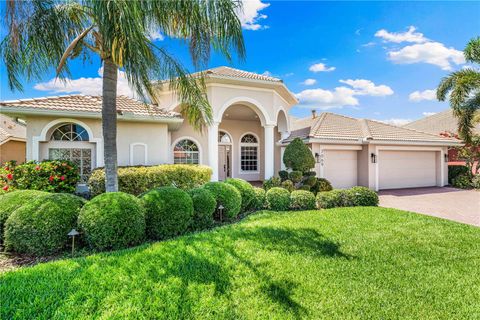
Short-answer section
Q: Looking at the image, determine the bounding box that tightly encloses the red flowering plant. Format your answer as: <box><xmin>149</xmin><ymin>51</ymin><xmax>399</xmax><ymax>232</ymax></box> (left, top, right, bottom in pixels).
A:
<box><xmin>0</xmin><ymin>160</ymin><xmax>80</xmax><ymax>193</ymax></box>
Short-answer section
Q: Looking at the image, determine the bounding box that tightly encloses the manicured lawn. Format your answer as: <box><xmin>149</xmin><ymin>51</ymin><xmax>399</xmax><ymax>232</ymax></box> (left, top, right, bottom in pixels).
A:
<box><xmin>1</xmin><ymin>207</ymin><xmax>479</xmax><ymax>319</ymax></box>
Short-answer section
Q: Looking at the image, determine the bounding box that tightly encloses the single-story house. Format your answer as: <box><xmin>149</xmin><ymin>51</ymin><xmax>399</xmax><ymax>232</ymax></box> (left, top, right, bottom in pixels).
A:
<box><xmin>0</xmin><ymin>114</ymin><xmax>26</xmax><ymax>165</ymax></box>
<box><xmin>0</xmin><ymin>66</ymin><xmax>460</xmax><ymax>190</ymax></box>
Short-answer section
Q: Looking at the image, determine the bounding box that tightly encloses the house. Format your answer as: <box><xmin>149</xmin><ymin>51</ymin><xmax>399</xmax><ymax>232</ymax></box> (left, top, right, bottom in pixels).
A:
<box><xmin>0</xmin><ymin>66</ymin><xmax>460</xmax><ymax>190</ymax></box>
<box><xmin>0</xmin><ymin>114</ymin><xmax>26</xmax><ymax>165</ymax></box>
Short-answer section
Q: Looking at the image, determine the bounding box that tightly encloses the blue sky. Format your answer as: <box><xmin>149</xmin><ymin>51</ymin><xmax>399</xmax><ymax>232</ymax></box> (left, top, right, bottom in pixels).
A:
<box><xmin>1</xmin><ymin>1</ymin><xmax>479</xmax><ymax>125</ymax></box>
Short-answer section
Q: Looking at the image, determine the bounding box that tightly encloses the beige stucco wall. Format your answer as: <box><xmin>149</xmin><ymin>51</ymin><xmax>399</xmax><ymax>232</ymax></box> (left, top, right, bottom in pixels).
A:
<box><xmin>0</xmin><ymin>140</ymin><xmax>26</xmax><ymax>165</ymax></box>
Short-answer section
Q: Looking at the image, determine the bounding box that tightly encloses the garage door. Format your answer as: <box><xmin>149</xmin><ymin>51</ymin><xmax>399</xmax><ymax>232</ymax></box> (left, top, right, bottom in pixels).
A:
<box><xmin>324</xmin><ymin>150</ymin><xmax>358</xmax><ymax>189</ymax></box>
<box><xmin>379</xmin><ymin>151</ymin><xmax>437</xmax><ymax>190</ymax></box>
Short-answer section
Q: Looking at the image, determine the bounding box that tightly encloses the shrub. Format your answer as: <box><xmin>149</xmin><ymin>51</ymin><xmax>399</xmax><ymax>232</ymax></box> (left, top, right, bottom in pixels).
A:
<box><xmin>283</xmin><ymin>138</ymin><xmax>315</xmax><ymax>173</ymax></box>
<box><xmin>0</xmin><ymin>190</ymin><xmax>49</xmax><ymax>243</ymax></box>
<box><xmin>266</xmin><ymin>187</ymin><xmax>291</xmax><ymax>211</ymax></box>
<box><xmin>188</xmin><ymin>188</ymin><xmax>216</xmax><ymax>230</ymax></box>
<box><xmin>289</xmin><ymin>171</ymin><xmax>303</xmax><ymax>183</ymax></box>
<box><xmin>303</xmin><ymin>176</ymin><xmax>317</xmax><ymax>187</ymax></box>
<box><xmin>141</xmin><ymin>187</ymin><xmax>193</xmax><ymax>239</ymax></box>
<box><xmin>281</xmin><ymin>180</ymin><xmax>294</xmax><ymax>192</ymax></box>
<box><xmin>203</xmin><ymin>182</ymin><xmax>242</xmax><ymax>220</ymax></box>
<box><xmin>471</xmin><ymin>175</ymin><xmax>480</xmax><ymax>189</ymax></box>
<box><xmin>224</xmin><ymin>178</ymin><xmax>255</xmax><ymax>212</ymax></box>
<box><xmin>311</xmin><ymin>178</ymin><xmax>333</xmax><ymax>194</ymax></box>
<box><xmin>78</xmin><ymin>192</ymin><xmax>145</xmax><ymax>250</ymax></box>
<box><xmin>290</xmin><ymin>190</ymin><xmax>316</xmax><ymax>210</ymax></box>
<box><xmin>347</xmin><ymin>186</ymin><xmax>379</xmax><ymax>206</ymax></box>
<box><xmin>304</xmin><ymin>171</ymin><xmax>316</xmax><ymax>177</ymax></box>
<box><xmin>448</xmin><ymin>165</ymin><xmax>470</xmax><ymax>184</ymax></box>
<box><xmin>316</xmin><ymin>190</ymin><xmax>346</xmax><ymax>209</ymax></box>
<box><xmin>4</xmin><ymin>193</ymin><xmax>86</xmax><ymax>255</ymax></box>
<box><xmin>250</xmin><ymin>187</ymin><xmax>266</xmax><ymax>211</ymax></box>
<box><xmin>452</xmin><ymin>174</ymin><xmax>472</xmax><ymax>189</ymax></box>
<box><xmin>0</xmin><ymin>160</ymin><xmax>79</xmax><ymax>193</ymax></box>
<box><xmin>263</xmin><ymin>176</ymin><xmax>281</xmax><ymax>191</ymax></box>
<box><xmin>298</xmin><ymin>185</ymin><xmax>311</xmax><ymax>191</ymax></box>
<box><xmin>88</xmin><ymin>164</ymin><xmax>212</xmax><ymax>196</ymax></box>
<box><xmin>278</xmin><ymin>170</ymin><xmax>289</xmax><ymax>181</ymax></box>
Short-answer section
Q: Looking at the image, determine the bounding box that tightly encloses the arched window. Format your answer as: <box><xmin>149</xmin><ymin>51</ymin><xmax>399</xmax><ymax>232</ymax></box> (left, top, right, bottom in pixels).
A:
<box><xmin>51</xmin><ymin>123</ymin><xmax>89</xmax><ymax>141</ymax></box>
<box><xmin>218</xmin><ymin>131</ymin><xmax>232</xmax><ymax>144</ymax></box>
<box><xmin>174</xmin><ymin>139</ymin><xmax>199</xmax><ymax>164</ymax></box>
<box><xmin>240</xmin><ymin>133</ymin><xmax>259</xmax><ymax>172</ymax></box>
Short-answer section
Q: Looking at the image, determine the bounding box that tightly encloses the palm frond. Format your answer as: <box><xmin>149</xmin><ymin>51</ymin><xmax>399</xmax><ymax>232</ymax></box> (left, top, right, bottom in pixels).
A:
<box><xmin>464</xmin><ymin>37</ymin><xmax>480</xmax><ymax>64</ymax></box>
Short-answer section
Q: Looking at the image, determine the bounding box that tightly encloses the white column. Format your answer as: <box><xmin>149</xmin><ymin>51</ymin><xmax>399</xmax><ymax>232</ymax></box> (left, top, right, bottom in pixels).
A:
<box><xmin>264</xmin><ymin>125</ymin><xmax>275</xmax><ymax>179</ymax></box>
<box><xmin>208</xmin><ymin>122</ymin><xmax>219</xmax><ymax>181</ymax></box>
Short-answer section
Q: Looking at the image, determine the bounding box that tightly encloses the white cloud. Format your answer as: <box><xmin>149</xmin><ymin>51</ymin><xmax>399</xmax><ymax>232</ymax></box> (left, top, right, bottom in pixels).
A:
<box><xmin>148</xmin><ymin>30</ymin><xmax>165</xmax><ymax>41</ymax></box>
<box><xmin>380</xmin><ymin>118</ymin><xmax>412</xmax><ymax>126</ymax></box>
<box><xmin>237</xmin><ymin>0</ymin><xmax>270</xmax><ymax>30</ymax></box>
<box><xmin>302</xmin><ymin>78</ymin><xmax>317</xmax><ymax>85</ymax></box>
<box><xmin>375</xmin><ymin>26</ymin><xmax>428</xmax><ymax>43</ymax></box>
<box><xmin>362</xmin><ymin>42</ymin><xmax>376</xmax><ymax>47</ymax></box>
<box><xmin>262</xmin><ymin>70</ymin><xmax>272</xmax><ymax>76</ymax></box>
<box><xmin>409</xmin><ymin>89</ymin><xmax>437</xmax><ymax>102</ymax></box>
<box><xmin>339</xmin><ymin>79</ymin><xmax>393</xmax><ymax>96</ymax></box>
<box><xmin>422</xmin><ymin>112</ymin><xmax>437</xmax><ymax>117</ymax></box>
<box><xmin>388</xmin><ymin>41</ymin><xmax>465</xmax><ymax>70</ymax></box>
<box><xmin>34</xmin><ymin>67</ymin><xmax>135</xmax><ymax>98</ymax></box>
<box><xmin>309</xmin><ymin>63</ymin><xmax>336</xmax><ymax>73</ymax></box>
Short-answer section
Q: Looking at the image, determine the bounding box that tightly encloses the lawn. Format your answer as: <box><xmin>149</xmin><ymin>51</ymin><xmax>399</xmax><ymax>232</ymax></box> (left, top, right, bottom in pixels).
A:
<box><xmin>1</xmin><ymin>207</ymin><xmax>479</xmax><ymax>319</ymax></box>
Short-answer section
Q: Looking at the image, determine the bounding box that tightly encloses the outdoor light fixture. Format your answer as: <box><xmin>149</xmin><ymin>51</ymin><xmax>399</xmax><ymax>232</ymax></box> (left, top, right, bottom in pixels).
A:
<box><xmin>370</xmin><ymin>153</ymin><xmax>377</xmax><ymax>163</ymax></box>
<box><xmin>68</xmin><ymin>228</ymin><xmax>80</xmax><ymax>256</ymax></box>
<box><xmin>217</xmin><ymin>205</ymin><xmax>225</xmax><ymax>222</ymax></box>
<box><xmin>315</xmin><ymin>152</ymin><xmax>320</xmax><ymax>163</ymax></box>
<box><xmin>444</xmin><ymin>153</ymin><xmax>449</xmax><ymax>163</ymax></box>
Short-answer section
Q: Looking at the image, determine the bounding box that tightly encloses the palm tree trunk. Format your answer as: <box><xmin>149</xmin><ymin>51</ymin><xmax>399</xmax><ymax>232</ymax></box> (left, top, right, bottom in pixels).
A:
<box><xmin>102</xmin><ymin>58</ymin><xmax>118</xmax><ymax>192</ymax></box>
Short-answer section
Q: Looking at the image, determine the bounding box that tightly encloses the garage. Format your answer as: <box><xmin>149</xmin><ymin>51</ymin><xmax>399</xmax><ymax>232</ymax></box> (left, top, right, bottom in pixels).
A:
<box><xmin>378</xmin><ymin>150</ymin><xmax>438</xmax><ymax>190</ymax></box>
<box><xmin>323</xmin><ymin>150</ymin><xmax>358</xmax><ymax>189</ymax></box>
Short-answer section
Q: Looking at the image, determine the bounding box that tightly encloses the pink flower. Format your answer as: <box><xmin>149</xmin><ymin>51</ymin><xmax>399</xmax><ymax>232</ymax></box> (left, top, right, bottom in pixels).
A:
<box><xmin>49</xmin><ymin>176</ymin><xmax>54</xmax><ymax>182</ymax></box>
<box><xmin>60</xmin><ymin>175</ymin><xmax>66</xmax><ymax>181</ymax></box>
<box><xmin>2</xmin><ymin>185</ymin><xmax>9</xmax><ymax>191</ymax></box>
<box><xmin>6</xmin><ymin>173</ymin><xmax>13</xmax><ymax>180</ymax></box>
<box><xmin>35</xmin><ymin>166</ymin><xmax>40</xmax><ymax>171</ymax></box>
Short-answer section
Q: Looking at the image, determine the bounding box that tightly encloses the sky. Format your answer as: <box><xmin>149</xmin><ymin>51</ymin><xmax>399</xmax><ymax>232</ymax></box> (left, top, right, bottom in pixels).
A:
<box><xmin>1</xmin><ymin>1</ymin><xmax>479</xmax><ymax>125</ymax></box>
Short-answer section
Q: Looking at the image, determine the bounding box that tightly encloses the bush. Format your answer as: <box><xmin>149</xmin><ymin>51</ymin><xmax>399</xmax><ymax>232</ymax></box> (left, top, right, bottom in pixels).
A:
<box><xmin>0</xmin><ymin>190</ymin><xmax>49</xmax><ymax>243</ymax></box>
<box><xmin>304</xmin><ymin>171</ymin><xmax>316</xmax><ymax>177</ymax></box>
<box><xmin>283</xmin><ymin>138</ymin><xmax>315</xmax><ymax>173</ymax></box>
<box><xmin>290</xmin><ymin>190</ymin><xmax>316</xmax><ymax>210</ymax></box>
<box><xmin>141</xmin><ymin>187</ymin><xmax>193</xmax><ymax>239</ymax></box>
<box><xmin>298</xmin><ymin>185</ymin><xmax>311</xmax><ymax>191</ymax></box>
<box><xmin>452</xmin><ymin>174</ymin><xmax>472</xmax><ymax>189</ymax></box>
<box><xmin>4</xmin><ymin>193</ymin><xmax>86</xmax><ymax>255</ymax></box>
<box><xmin>266</xmin><ymin>187</ymin><xmax>291</xmax><ymax>211</ymax></box>
<box><xmin>311</xmin><ymin>178</ymin><xmax>333</xmax><ymax>194</ymax></box>
<box><xmin>316</xmin><ymin>190</ymin><xmax>348</xmax><ymax>209</ymax></box>
<box><xmin>347</xmin><ymin>186</ymin><xmax>379</xmax><ymax>206</ymax></box>
<box><xmin>448</xmin><ymin>165</ymin><xmax>470</xmax><ymax>184</ymax></box>
<box><xmin>0</xmin><ymin>160</ymin><xmax>79</xmax><ymax>193</ymax></box>
<box><xmin>471</xmin><ymin>175</ymin><xmax>480</xmax><ymax>189</ymax></box>
<box><xmin>281</xmin><ymin>180</ymin><xmax>294</xmax><ymax>192</ymax></box>
<box><xmin>78</xmin><ymin>192</ymin><xmax>145</xmax><ymax>250</ymax></box>
<box><xmin>263</xmin><ymin>176</ymin><xmax>281</xmax><ymax>191</ymax></box>
<box><xmin>278</xmin><ymin>170</ymin><xmax>289</xmax><ymax>181</ymax></box>
<box><xmin>88</xmin><ymin>164</ymin><xmax>212</xmax><ymax>196</ymax></box>
<box><xmin>224</xmin><ymin>178</ymin><xmax>255</xmax><ymax>212</ymax></box>
<box><xmin>303</xmin><ymin>176</ymin><xmax>317</xmax><ymax>187</ymax></box>
<box><xmin>250</xmin><ymin>187</ymin><xmax>266</xmax><ymax>211</ymax></box>
<box><xmin>188</xmin><ymin>188</ymin><xmax>216</xmax><ymax>230</ymax></box>
<box><xmin>203</xmin><ymin>182</ymin><xmax>242</xmax><ymax>220</ymax></box>
<box><xmin>289</xmin><ymin>171</ymin><xmax>303</xmax><ymax>183</ymax></box>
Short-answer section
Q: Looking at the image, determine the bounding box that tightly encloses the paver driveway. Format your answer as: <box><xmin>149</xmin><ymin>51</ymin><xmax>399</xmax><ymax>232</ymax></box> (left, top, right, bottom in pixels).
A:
<box><xmin>379</xmin><ymin>187</ymin><xmax>480</xmax><ymax>226</ymax></box>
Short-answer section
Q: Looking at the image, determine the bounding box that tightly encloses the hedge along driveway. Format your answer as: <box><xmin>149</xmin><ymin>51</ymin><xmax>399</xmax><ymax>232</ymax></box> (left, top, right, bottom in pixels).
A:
<box><xmin>2</xmin><ymin>207</ymin><xmax>480</xmax><ymax>319</ymax></box>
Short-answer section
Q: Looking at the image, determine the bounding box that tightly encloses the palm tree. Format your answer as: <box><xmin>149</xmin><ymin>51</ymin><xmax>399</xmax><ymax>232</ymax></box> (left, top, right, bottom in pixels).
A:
<box><xmin>1</xmin><ymin>0</ymin><xmax>245</xmax><ymax>192</ymax></box>
<box><xmin>437</xmin><ymin>37</ymin><xmax>480</xmax><ymax>142</ymax></box>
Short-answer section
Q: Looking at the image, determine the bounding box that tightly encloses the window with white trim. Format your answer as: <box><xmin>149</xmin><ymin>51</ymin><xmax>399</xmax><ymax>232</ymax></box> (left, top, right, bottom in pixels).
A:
<box><xmin>51</xmin><ymin>123</ymin><xmax>89</xmax><ymax>141</ymax></box>
<box><xmin>218</xmin><ymin>131</ymin><xmax>232</xmax><ymax>144</ymax></box>
<box><xmin>174</xmin><ymin>139</ymin><xmax>199</xmax><ymax>164</ymax></box>
<box><xmin>240</xmin><ymin>134</ymin><xmax>258</xmax><ymax>172</ymax></box>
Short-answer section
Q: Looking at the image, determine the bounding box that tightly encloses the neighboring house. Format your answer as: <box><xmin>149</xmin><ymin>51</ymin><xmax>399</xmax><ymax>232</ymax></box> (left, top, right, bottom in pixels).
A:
<box><xmin>0</xmin><ymin>66</ymin><xmax>460</xmax><ymax>190</ymax></box>
<box><xmin>0</xmin><ymin>114</ymin><xmax>26</xmax><ymax>165</ymax></box>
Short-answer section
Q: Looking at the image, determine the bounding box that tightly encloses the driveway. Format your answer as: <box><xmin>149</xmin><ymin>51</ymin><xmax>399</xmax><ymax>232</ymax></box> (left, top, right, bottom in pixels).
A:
<box><xmin>379</xmin><ymin>187</ymin><xmax>480</xmax><ymax>226</ymax></box>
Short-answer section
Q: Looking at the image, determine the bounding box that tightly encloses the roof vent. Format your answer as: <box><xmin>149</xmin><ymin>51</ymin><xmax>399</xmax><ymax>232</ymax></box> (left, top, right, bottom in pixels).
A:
<box><xmin>311</xmin><ymin>109</ymin><xmax>317</xmax><ymax>119</ymax></box>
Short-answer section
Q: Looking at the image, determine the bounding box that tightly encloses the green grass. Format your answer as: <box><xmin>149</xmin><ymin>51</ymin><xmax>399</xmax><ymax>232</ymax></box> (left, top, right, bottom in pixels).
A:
<box><xmin>1</xmin><ymin>207</ymin><xmax>479</xmax><ymax>319</ymax></box>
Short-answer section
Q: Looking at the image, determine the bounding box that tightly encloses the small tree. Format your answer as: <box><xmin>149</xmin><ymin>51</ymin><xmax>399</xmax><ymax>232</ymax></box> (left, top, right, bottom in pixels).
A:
<box><xmin>283</xmin><ymin>138</ymin><xmax>315</xmax><ymax>173</ymax></box>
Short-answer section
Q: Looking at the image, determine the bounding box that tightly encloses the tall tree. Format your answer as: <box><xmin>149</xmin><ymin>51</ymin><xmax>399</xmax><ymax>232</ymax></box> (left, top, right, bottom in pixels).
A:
<box><xmin>437</xmin><ymin>37</ymin><xmax>480</xmax><ymax>142</ymax></box>
<box><xmin>1</xmin><ymin>0</ymin><xmax>245</xmax><ymax>191</ymax></box>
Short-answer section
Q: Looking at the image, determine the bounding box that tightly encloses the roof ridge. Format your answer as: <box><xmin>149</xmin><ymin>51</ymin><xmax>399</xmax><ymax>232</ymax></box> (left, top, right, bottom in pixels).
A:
<box><xmin>404</xmin><ymin>109</ymin><xmax>451</xmax><ymax>126</ymax></box>
<box><xmin>359</xmin><ymin>118</ymin><xmax>372</xmax><ymax>140</ymax></box>
<box><xmin>366</xmin><ymin>118</ymin><xmax>458</xmax><ymax>141</ymax></box>
<box><xmin>310</xmin><ymin>112</ymin><xmax>328</xmax><ymax>136</ymax></box>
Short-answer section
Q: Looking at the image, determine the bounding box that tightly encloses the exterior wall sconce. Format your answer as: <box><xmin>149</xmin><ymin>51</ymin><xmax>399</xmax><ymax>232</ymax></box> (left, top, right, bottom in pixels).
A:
<box><xmin>370</xmin><ymin>153</ymin><xmax>377</xmax><ymax>163</ymax></box>
<box><xmin>315</xmin><ymin>152</ymin><xmax>320</xmax><ymax>163</ymax></box>
<box><xmin>444</xmin><ymin>153</ymin><xmax>449</xmax><ymax>162</ymax></box>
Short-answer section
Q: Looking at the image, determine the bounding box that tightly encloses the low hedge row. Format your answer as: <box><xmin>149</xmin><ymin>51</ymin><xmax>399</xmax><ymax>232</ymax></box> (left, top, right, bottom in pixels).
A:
<box><xmin>317</xmin><ymin>186</ymin><xmax>379</xmax><ymax>209</ymax></box>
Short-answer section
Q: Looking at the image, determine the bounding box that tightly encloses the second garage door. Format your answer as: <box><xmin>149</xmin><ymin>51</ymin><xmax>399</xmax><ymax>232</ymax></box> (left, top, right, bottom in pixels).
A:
<box><xmin>378</xmin><ymin>150</ymin><xmax>437</xmax><ymax>190</ymax></box>
<box><xmin>324</xmin><ymin>150</ymin><xmax>358</xmax><ymax>189</ymax></box>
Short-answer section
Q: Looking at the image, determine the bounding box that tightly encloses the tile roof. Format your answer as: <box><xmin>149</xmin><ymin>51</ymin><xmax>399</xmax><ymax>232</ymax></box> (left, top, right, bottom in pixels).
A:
<box><xmin>0</xmin><ymin>95</ymin><xmax>181</xmax><ymax>119</ymax></box>
<box><xmin>201</xmin><ymin>66</ymin><xmax>282</xmax><ymax>83</ymax></box>
<box><xmin>0</xmin><ymin>114</ymin><xmax>26</xmax><ymax>144</ymax></box>
<box><xmin>404</xmin><ymin>109</ymin><xmax>480</xmax><ymax>135</ymax></box>
<box><xmin>285</xmin><ymin>112</ymin><xmax>460</xmax><ymax>144</ymax></box>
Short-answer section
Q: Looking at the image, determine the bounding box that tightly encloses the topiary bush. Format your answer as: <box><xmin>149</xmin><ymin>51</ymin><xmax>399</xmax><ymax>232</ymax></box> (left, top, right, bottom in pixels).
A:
<box><xmin>311</xmin><ymin>178</ymin><xmax>333</xmax><ymax>194</ymax></box>
<box><xmin>141</xmin><ymin>187</ymin><xmax>194</xmax><ymax>239</ymax></box>
<box><xmin>4</xmin><ymin>193</ymin><xmax>86</xmax><ymax>255</ymax></box>
<box><xmin>78</xmin><ymin>192</ymin><xmax>146</xmax><ymax>251</ymax></box>
<box><xmin>347</xmin><ymin>186</ymin><xmax>379</xmax><ymax>206</ymax></box>
<box><xmin>281</xmin><ymin>180</ymin><xmax>294</xmax><ymax>192</ymax></box>
<box><xmin>266</xmin><ymin>187</ymin><xmax>291</xmax><ymax>211</ymax></box>
<box><xmin>303</xmin><ymin>176</ymin><xmax>317</xmax><ymax>188</ymax></box>
<box><xmin>298</xmin><ymin>185</ymin><xmax>311</xmax><ymax>191</ymax></box>
<box><xmin>250</xmin><ymin>187</ymin><xmax>266</xmax><ymax>211</ymax></box>
<box><xmin>316</xmin><ymin>190</ymin><xmax>345</xmax><ymax>209</ymax></box>
<box><xmin>289</xmin><ymin>171</ymin><xmax>303</xmax><ymax>183</ymax></box>
<box><xmin>263</xmin><ymin>176</ymin><xmax>281</xmax><ymax>191</ymax></box>
<box><xmin>203</xmin><ymin>182</ymin><xmax>242</xmax><ymax>220</ymax></box>
<box><xmin>290</xmin><ymin>190</ymin><xmax>316</xmax><ymax>210</ymax></box>
<box><xmin>188</xmin><ymin>188</ymin><xmax>216</xmax><ymax>230</ymax></box>
<box><xmin>448</xmin><ymin>165</ymin><xmax>470</xmax><ymax>184</ymax></box>
<box><xmin>0</xmin><ymin>190</ymin><xmax>49</xmax><ymax>243</ymax></box>
<box><xmin>283</xmin><ymin>138</ymin><xmax>315</xmax><ymax>173</ymax></box>
<box><xmin>471</xmin><ymin>175</ymin><xmax>480</xmax><ymax>189</ymax></box>
<box><xmin>88</xmin><ymin>164</ymin><xmax>212</xmax><ymax>196</ymax></box>
<box><xmin>452</xmin><ymin>174</ymin><xmax>473</xmax><ymax>189</ymax></box>
<box><xmin>278</xmin><ymin>170</ymin><xmax>289</xmax><ymax>181</ymax></box>
<box><xmin>224</xmin><ymin>178</ymin><xmax>255</xmax><ymax>212</ymax></box>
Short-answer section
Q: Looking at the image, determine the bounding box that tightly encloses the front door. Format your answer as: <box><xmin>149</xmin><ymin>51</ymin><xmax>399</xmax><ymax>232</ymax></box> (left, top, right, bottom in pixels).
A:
<box><xmin>218</xmin><ymin>145</ymin><xmax>231</xmax><ymax>181</ymax></box>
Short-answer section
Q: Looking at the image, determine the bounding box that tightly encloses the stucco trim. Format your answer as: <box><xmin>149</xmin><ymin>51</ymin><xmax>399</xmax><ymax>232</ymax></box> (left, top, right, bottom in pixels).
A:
<box><xmin>238</xmin><ymin>131</ymin><xmax>261</xmax><ymax>175</ymax></box>
<box><xmin>215</xmin><ymin>96</ymin><xmax>273</xmax><ymax>126</ymax></box>
<box><xmin>129</xmin><ymin>143</ymin><xmax>148</xmax><ymax>165</ymax></box>
<box><xmin>170</xmin><ymin>136</ymin><xmax>204</xmax><ymax>165</ymax></box>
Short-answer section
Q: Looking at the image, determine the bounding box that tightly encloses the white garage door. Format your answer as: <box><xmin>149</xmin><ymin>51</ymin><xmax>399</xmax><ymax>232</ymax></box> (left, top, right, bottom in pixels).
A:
<box><xmin>379</xmin><ymin>151</ymin><xmax>437</xmax><ymax>190</ymax></box>
<box><xmin>324</xmin><ymin>150</ymin><xmax>358</xmax><ymax>189</ymax></box>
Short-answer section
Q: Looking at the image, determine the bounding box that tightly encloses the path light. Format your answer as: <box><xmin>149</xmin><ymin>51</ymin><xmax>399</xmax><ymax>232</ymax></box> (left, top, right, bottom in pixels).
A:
<box><xmin>68</xmin><ymin>229</ymin><xmax>80</xmax><ymax>256</ymax></box>
<box><xmin>217</xmin><ymin>205</ymin><xmax>224</xmax><ymax>222</ymax></box>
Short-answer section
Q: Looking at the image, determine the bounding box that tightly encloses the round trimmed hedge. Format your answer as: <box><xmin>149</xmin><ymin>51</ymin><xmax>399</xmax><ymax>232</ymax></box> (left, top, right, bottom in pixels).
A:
<box><xmin>203</xmin><ymin>182</ymin><xmax>241</xmax><ymax>220</ymax></box>
<box><xmin>348</xmin><ymin>186</ymin><xmax>379</xmax><ymax>206</ymax></box>
<box><xmin>224</xmin><ymin>178</ymin><xmax>255</xmax><ymax>212</ymax></box>
<box><xmin>4</xmin><ymin>193</ymin><xmax>86</xmax><ymax>255</ymax></box>
<box><xmin>290</xmin><ymin>190</ymin><xmax>316</xmax><ymax>210</ymax></box>
<box><xmin>0</xmin><ymin>190</ymin><xmax>49</xmax><ymax>243</ymax></box>
<box><xmin>141</xmin><ymin>187</ymin><xmax>193</xmax><ymax>239</ymax></box>
<box><xmin>311</xmin><ymin>178</ymin><xmax>333</xmax><ymax>194</ymax></box>
<box><xmin>281</xmin><ymin>180</ymin><xmax>294</xmax><ymax>192</ymax></box>
<box><xmin>78</xmin><ymin>192</ymin><xmax>146</xmax><ymax>251</ymax></box>
<box><xmin>316</xmin><ymin>190</ymin><xmax>345</xmax><ymax>209</ymax></box>
<box><xmin>250</xmin><ymin>187</ymin><xmax>266</xmax><ymax>211</ymax></box>
<box><xmin>188</xmin><ymin>188</ymin><xmax>216</xmax><ymax>230</ymax></box>
<box><xmin>266</xmin><ymin>187</ymin><xmax>291</xmax><ymax>211</ymax></box>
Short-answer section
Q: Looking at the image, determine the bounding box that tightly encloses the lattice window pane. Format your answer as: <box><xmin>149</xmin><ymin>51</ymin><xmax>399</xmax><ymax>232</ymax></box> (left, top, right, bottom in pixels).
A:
<box><xmin>241</xmin><ymin>134</ymin><xmax>257</xmax><ymax>144</ymax></box>
<box><xmin>51</xmin><ymin>123</ymin><xmax>89</xmax><ymax>141</ymax></box>
<box><xmin>174</xmin><ymin>139</ymin><xmax>199</xmax><ymax>164</ymax></box>
<box><xmin>241</xmin><ymin>146</ymin><xmax>258</xmax><ymax>171</ymax></box>
<box><xmin>48</xmin><ymin>148</ymin><xmax>92</xmax><ymax>182</ymax></box>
